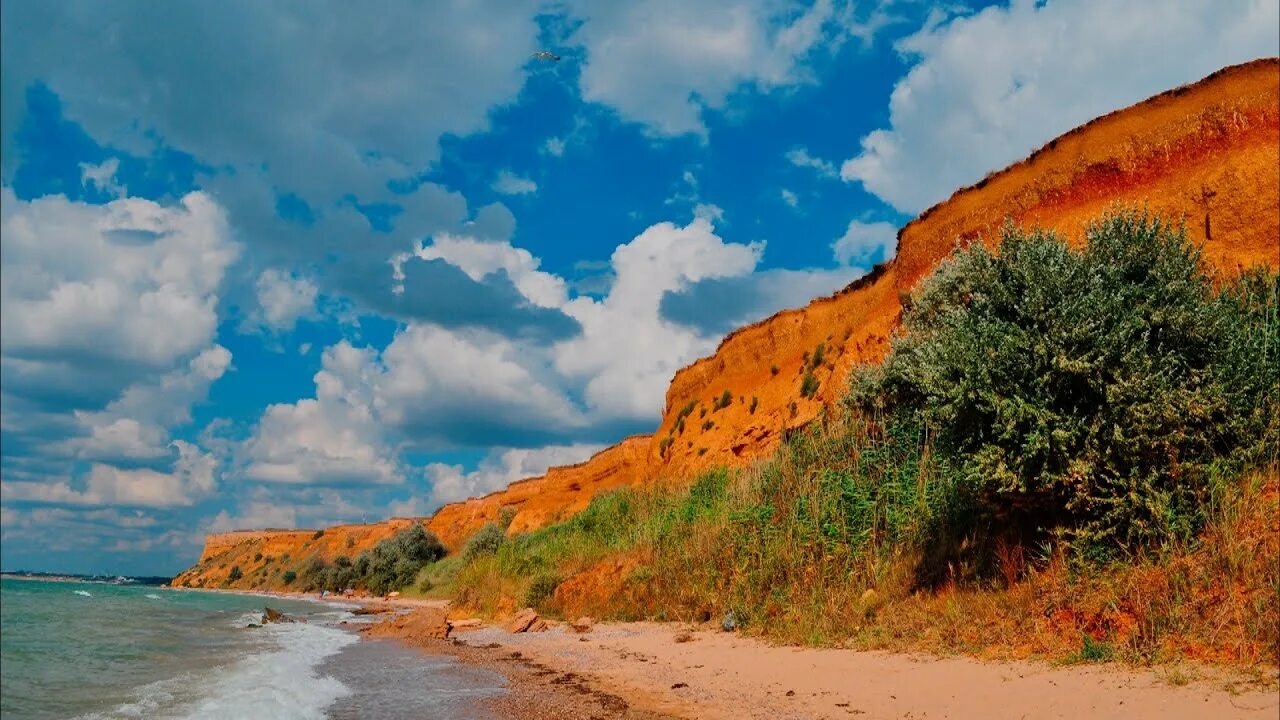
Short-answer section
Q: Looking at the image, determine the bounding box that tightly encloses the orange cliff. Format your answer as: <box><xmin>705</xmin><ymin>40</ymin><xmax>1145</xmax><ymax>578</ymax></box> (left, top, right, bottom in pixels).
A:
<box><xmin>178</xmin><ymin>59</ymin><xmax>1279</xmax><ymax>590</ymax></box>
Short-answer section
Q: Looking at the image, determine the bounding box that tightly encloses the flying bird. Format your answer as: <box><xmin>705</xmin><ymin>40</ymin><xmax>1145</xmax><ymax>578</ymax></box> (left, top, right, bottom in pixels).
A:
<box><xmin>532</xmin><ymin>50</ymin><xmax>561</xmax><ymax>62</ymax></box>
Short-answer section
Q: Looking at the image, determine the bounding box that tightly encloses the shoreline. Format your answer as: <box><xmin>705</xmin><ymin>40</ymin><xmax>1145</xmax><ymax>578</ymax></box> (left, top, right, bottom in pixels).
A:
<box><xmin>183</xmin><ymin>586</ymin><xmax>1280</xmax><ymax>719</ymax></box>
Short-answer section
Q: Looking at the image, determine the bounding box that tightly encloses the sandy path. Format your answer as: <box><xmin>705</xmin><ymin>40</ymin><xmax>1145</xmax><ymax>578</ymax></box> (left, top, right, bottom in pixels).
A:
<box><xmin>448</xmin><ymin>621</ymin><xmax>1278</xmax><ymax>720</ymax></box>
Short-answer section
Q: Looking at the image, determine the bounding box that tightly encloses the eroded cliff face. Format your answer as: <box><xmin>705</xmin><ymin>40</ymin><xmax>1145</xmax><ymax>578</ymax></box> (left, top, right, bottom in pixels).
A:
<box><xmin>172</xmin><ymin>519</ymin><xmax>424</xmax><ymax>590</ymax></box>
<box><xmin>180</xmin><ymin>59</ymin><xmax>1279</xmax><ymax>591</ymax></box>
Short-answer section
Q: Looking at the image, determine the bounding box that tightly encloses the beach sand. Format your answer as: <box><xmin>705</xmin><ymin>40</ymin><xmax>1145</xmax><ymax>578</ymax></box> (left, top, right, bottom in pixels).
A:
<box><xmin>211</xmin><ymin>589</ymin><xmax>1278</xmax><ymax>719</ymax></box>
<box><xmin>402</xmin><ymin>618</ymin><xmax>1279</xmax><ymax>720</ymax></box>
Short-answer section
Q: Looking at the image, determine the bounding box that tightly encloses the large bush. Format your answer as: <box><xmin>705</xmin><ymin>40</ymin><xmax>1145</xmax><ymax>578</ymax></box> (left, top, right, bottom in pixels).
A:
<box><xmin>850</xmin><ymin>211</ymin><xmax>1278</xmax><ymax>551</ymax></box>
<box><xmin>303</xmin><ymin>525</ymin><xmax>446</xmax><ymax>594</ymax></box>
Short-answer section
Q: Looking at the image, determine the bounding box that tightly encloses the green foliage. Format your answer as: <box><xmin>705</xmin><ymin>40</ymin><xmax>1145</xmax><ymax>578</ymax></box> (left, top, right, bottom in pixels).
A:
<box><xmin>713</xmin><ymin>390</ymin><xmax>733</xmax><ymax>411</ymax></box>
<box><xmin>702</xmin><ymin>420</ymin><xmax>715</xmax><ymax>431</ymax></box>
<box><xmin>523</xmin><ymin>572</ymin><xmax>561</xmax><ymax>608</ymax></box>
<box><xmin>463</xmin><ymin>523</ymin><xmax>507</xmax><ymax>562</ymax></box>
<box><xmin>658</xmin><ymin>436</ymin><xmax>674</xmax><ymax>456</ymax></box>
<box><xmin>312</xmin><ymin>529</ymin><xmax>325</xmax><ymax>540</ymax></box>
<box><xmin>800</xmin><ymin>370</ymin><xmax>820</xmax><ymax>398</ymax></box>
<box><xmin>253</xmin><ymin>553</ymin><xmax>263</xmax><ymax>562</ymax></box>
<box><xmin>850</xmin><ymin>211</ymin><xmax>1279</xmax><ymax>551</ymax></box>
<box><xmin>810</xmin><ymin>343</ymin><xmax>825</xmax><ymax>369</ymax></box>
<box><xmin>302</xmin><ymin>525</ymin><xmax>447</xmax><ymax>594</ymax></box>
<box><xmin>1073</xmin><ymin>634</ymin><xmax>1115</xmax><ymax>663</ymax></box>
<box><xmin>228</xmin><ymin>565</ymin><xmax>243</xmax><ymax>582</ymax></box>
<box><xmin>282</xmin><ymin>570</ymin><xmax>297</xmax><ymax>585</ymax></box>
<box><xmin>749</xmin><ymin>396</ymin><xmax>759</xmax><ymax>414</ymax></box>
<box><xmin>498</xmin><ymin>506</ymin><xmax>518</xmax><ymax>529</ymax></box>
<box><xmin>771</xmin><ymin>364</ymin><xmax>780</xmax><ymax>376</ymax></box>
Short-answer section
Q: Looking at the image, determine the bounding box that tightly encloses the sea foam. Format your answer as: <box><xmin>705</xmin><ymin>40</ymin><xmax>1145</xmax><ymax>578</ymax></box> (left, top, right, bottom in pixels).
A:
<box><xmin>176</xmin><ymin>622</ymin><xmax>356</xmax><ymax>719</ymax></box>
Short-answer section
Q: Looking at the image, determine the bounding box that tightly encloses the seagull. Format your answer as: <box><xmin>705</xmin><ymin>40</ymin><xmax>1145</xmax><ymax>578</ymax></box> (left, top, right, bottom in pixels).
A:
<box><xmin>532</xmin><ymin>50</ymin><xmax>561</xmax><ymax>62</ymax></box>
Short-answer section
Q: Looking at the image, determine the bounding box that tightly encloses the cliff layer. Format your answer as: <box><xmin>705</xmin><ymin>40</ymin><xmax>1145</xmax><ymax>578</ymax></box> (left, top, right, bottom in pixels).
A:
<box><xmin>180</xmin><ymin>59</ymin><xmax>1279</xmax><ymax>590</ymax></box>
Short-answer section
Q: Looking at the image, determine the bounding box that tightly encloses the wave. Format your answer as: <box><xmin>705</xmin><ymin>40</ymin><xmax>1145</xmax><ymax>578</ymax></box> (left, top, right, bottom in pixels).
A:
<box><xmin>73</xmin><ymin>590</ymin><xmax>92</xmax><ymax>597</ymax></box>
<box><xmin>80</xmin><ymin>618</ymin><xmax>356</xmax><ymax>720</ymax></box>
<box><xmin>145</xmin><ymin>593</ymin><xmax>163</xmax><ymax>600</ymax></box>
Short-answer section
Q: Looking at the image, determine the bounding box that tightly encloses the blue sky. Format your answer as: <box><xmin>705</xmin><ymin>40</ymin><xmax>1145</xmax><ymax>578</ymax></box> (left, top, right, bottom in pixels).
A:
<box><xmin>2</xmin><ymin>0</ymin><xmax>1276</xmax><ymax>575</ymax></box>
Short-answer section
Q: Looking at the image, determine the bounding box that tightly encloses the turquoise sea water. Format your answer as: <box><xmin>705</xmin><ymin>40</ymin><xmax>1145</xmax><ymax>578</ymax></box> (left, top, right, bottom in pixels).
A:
<box><xmin>0</xmin><ymin>578</ymin><xmax>503</xmax><ymax>719</ymax></box>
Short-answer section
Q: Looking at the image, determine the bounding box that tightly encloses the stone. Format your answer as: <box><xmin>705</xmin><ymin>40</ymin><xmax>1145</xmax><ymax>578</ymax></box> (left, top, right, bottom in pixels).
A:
<box><xmin>721</xmin><ymin>611</ymin><xmax>737</xmax><ymax>632</ymax></box>
<box><xmin>504</xmin><ymin>608</ymin><xmax>540</xmax><ymax>633</ymax></box>
<box><xmin>363</xmin><ymin>606</ymin><xmax>451</xmax><ymax>642</ymax></box>
<box><xmin>262</xmin><ymin>607</ymin><xmax>296</xmax><ymax>624</ymax></box>
<box><xmin>569</xmin><ymin>616</ymin><xmax>594</xmax><ymax>633</ymax></box>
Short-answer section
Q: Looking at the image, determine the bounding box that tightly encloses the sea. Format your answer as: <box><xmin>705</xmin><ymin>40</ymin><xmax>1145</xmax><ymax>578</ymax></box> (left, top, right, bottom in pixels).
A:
<box><xmin>0</xmin><ymin>578</ymin><xmax>506</xmax><ymax>719</ymax></box>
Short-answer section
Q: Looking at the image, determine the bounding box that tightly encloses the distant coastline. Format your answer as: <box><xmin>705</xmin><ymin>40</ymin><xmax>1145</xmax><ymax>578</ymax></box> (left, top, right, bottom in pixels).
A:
<box><xmin>0</xmin><ymin>571</ymin><xmax>172</xmax><ymax>586</ymax></box>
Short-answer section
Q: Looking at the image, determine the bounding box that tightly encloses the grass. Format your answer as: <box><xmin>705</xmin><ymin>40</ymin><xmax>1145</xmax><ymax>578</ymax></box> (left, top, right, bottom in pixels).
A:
<box><xmin>417</xmin><ymin>413</ymin><xmax>1277</xmax><ymax>669</ymax></box>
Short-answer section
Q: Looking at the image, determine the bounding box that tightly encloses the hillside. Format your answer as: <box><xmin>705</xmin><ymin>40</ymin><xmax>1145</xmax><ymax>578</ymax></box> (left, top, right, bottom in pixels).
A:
<box><xmin>174</xmin><ymin>58</ymin><xmax>1279</xmax><ymax>591</ymax></box>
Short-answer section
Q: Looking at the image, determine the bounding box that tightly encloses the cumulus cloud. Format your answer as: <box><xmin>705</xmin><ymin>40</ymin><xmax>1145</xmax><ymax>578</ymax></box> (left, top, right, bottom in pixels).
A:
<box><xmin>567</xmin><ymin>0</ymin><xmax>856</xmax><ymax>136</ymax></box>
<box><xmin>252</xmin><ymin>269</ymin><xmax>318</xmax><ymax>332</ymax></box>
<box><xmin>1</xmin><ymin>188</ymin><xmax>234</xmax><ymax>518</ymax></box>
<box><xmin>554</xmin><ymin>216</ymin><xmax>762</xmax><ymax>418</ymax></box>
<box><xmin>58</xmin><ymin>346</ymin><xmax>232</xmax><ymax>463</ymax></box>
<box><xmin>425</xmin><ymin>443</ymin><xmax>606</xmax><ymax>507</ymax></box>
<box><xmin>832</xmin><ymin>220</ymin><xmax>897</xmax><ymax>266</ymax></box>
<box><xmin>2</xmin><ymin>440</ymin><xmax>217</xmax><ymax>508</ymax></box>
<box><xmin>1</xmin><ymin>189</ymin><xmax>238</xmax><ymax>384</ymax></box>
<box><xmin>780</xmin><ymin>188</ymin><xmax>800</xmax><ymax>209</ymax></box>
<box><xmin>840</xmin><ymin>0</ymin><xmax>1280</xmax><ymax>213</ymax></box>
<box><xmin>1</xmin><ymin>2</ymin><xmax>541</xmax><ymax>202</ymax></box>
<box><xmin>243</xmin><ymin>342</ymin><xmax>400</xmax><ymax>486</ymax></box>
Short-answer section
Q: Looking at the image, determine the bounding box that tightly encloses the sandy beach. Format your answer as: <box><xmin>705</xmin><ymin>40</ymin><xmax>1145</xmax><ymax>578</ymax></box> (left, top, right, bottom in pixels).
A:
<box><xmin>354</xmin><ymin>606</ymin><xmax>1279</xmax><ymax>720</ymax></box>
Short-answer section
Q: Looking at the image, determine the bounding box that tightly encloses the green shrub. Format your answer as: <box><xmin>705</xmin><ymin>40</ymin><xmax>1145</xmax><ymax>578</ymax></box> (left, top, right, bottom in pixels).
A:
<box><xmin>253</xmin><ymin>553</ymin><xmax>263</xmax><ymax>562</ymax></box>
<box><xmin>850</xmin><ymin>211</ymin><xmax>1279</xmax><ymax>552</ymax></box>
<box><xmin>312</xmin><ymin>529</ymin><xmax>325</xmax><ymax>540</ymax></box>
<box><xmin>771</xmin><ymin>364</ymin><xmax>780</xmax><ymax>376</ymax></box>
<box><xmin>749</xmin><ymin>396</ymin><xmax>758</xmax><ymax>414</ymax></box>
<box><xmin>228</xmin><ymin>565</ymin><xmax>243</xmax><ymax>582</ymax></box>
<box><xmin>658</xmin><ymin>436</ymin><xmax>674</xmax><ymax>456</ymax></box>
<box><xmin>810</xmin><ymin>343</ymin><xmax>825</xmax><ymax>369</ymax></box>
<box><xmin>800</xmin><ymin>370</ymin><xmax>820</xmax><ymax>398</ymax></box>
<box><xmin>282</xmin><ymin>570</ymin><xmax>297</xmax><ymax>585</ymax></box>
<box><xmin>463</xmin><ymin>523</ymin><xmax>507</xmax><ymax>562</ymax></box>
<box><xmin>523</xmin><ymin>573</ymin><xmax>561</xmax><ymax>608</ymax></box>
<box><xmin>498</xmin><ymin>506</ymin><xmax>518</xmax><ymax>529</ymax></box>
<box><xmin>713</xmin><ymin>390</ymin><xmax>733</xmax><ymax>411</ymax></box>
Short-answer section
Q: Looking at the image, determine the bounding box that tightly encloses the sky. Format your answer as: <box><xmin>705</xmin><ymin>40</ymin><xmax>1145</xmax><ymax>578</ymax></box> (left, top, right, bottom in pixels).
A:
<box><xmin>1</xmin><ymin>0</ymin><xmax>1276</xmax><ymax>576</ymax></box>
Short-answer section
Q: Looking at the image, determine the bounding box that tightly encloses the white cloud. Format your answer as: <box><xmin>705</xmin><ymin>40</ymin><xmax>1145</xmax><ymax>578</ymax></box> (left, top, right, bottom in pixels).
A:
<box><xmin>208</xmin><ymin>501</ymin><xmax>299</xmax><ymax>533</ymax></box>
<box><xmin>411</xmin><ymin>232</ymin><xmax>568</xmax><ymax>308</ymax></box>
<box><xmin>243</xmin><ymin>342</ymin><xmax>400</xmax><ymax>486</ymax></box>
<box><xmin>253</xmin><ymin>269</ymin><xmax>318</xmax><ymax>332</ymax></box>
<box><xmin>1</xmin><ymin>440</ymin><xmax>216</xmax><ymax>508</ymax></box>
<box><xmin>568</xmin><ymin>0</ymin><xmax>854</xmax><ymax>136</ymax></box>
<box><xmin>2</xmin><ymin>3</ymin><xmax>541</xmax><ymax>204</ymax></box>
<box><xmin>780</xmin><ymin>188</ymin><xmax>799</xmax><ymax>208</ymax></box>
<box><xmin>840</xmin><ymin>0</ymin><xmax>1280</xmax><ymax>213</ymax></box>
<box><xmin>832</xmin><ymin>220</ymin><xmax>897</xmax><ymax>266</ymax></box>
<box><xmin>492</xmin><ymin>170</ymin><xmax>539</xmax><ymax>196</ymax></box>
<box><xmin>1</xmin><ymin>189</ymin><xmax>238</xmax><ymax>372</ymax></box>
<box><xmin>59</xmin><ymin>345</ymin><xmax>233</xmax><ymax>462</ymax></box>
<box><xmin>377</xmin><ymin>325</ymin><xmax>582</xmax><ymax>439</ymax></box>
<box><xmin>542</xmin><ymin>137</ymin><xmax>567</xmax><ymax>157</ymax></box>
<box><xmin>554</xmin><ymin>216</ymin><xmax>762</xmax><ymax>418</ymax></box>
<box><xmin>425</xmin><ymin>443</ymin><xmax>606</xmax><ymax>507</ymax></box>
<box><xmin>785</xmin><ymin>146</ymin><xmax>837</xmax><ymax>178</ymax></box>
<box><xmin>79</xmin><ymin>157</ymin><xmax>125</xmax><ymax>198</ymax></box>
<box><xmin>0</xmin><ymin>188</ymin><xmax>235</xmax><ymax>511</ymax></box>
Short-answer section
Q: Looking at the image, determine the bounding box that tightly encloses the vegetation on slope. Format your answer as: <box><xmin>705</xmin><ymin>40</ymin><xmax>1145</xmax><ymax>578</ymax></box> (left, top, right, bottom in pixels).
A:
<box><xmin>417</xmin><ymin>212</ymin><xmax>1277</xmax><ymax>666</ymax></box>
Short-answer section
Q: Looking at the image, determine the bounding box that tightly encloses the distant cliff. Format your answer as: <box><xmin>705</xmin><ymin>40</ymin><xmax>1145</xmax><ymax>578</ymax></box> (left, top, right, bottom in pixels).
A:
<box><xmin>179</xmin><ymin>58</ymin><xmax>1280</xmax><ymax>591</ymax></box>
